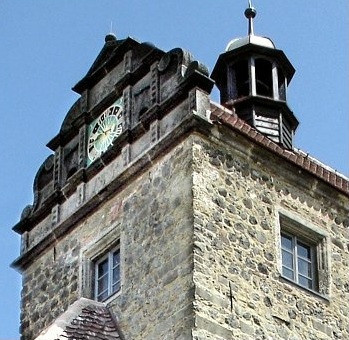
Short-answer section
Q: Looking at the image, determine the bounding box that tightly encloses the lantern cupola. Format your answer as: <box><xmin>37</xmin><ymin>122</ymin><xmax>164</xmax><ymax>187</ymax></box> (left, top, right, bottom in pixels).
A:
<box><xmin>211</xmin><ymin>3</ymin><xmax>299</xmax><ymax>149</ymax></box>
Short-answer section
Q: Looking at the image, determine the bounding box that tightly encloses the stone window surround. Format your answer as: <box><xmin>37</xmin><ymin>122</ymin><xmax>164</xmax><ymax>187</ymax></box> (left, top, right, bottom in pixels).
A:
<box><xmin>80</xmin><ymin>224</ymin><xmax>122</xmax><ymax>303</ymax></box>
<box><xmin>276</xmin><ymin>208</ymin><xmax>330</xmax><ymax>298</ymax></box>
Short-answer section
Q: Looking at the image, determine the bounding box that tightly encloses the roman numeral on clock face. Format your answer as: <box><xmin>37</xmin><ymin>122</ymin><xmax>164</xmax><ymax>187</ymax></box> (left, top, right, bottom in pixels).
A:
<box><xmin>87</xmin><ymin>99</ymin><xmax>124</xmax><ymax>165</ymax></box>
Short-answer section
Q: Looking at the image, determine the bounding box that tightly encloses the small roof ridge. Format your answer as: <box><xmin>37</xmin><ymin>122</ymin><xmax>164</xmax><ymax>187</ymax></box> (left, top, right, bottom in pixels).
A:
<box><xmin>294</xmin><ymin>148</ymin><xmax>349</xmax><ymax>181</ymax></box>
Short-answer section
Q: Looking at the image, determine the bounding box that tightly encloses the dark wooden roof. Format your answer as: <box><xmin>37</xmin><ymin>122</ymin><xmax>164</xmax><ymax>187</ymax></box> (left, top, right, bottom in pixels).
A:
<box><xmin>210</xmin><ymin>103</ymin><xmax>349</xmax><ymax>196</ymax></box>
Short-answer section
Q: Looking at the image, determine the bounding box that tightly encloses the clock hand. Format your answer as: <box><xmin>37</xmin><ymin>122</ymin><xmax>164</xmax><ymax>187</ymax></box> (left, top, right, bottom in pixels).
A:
<box><xmin>95</xmin><ymin>132</ymin><xmax>104</xmax><ymax>140</ymax></box>
<box><xmin>98</xmin><ymin>126</ymin><xmax>106</xmax><ymax>134</ymax></box>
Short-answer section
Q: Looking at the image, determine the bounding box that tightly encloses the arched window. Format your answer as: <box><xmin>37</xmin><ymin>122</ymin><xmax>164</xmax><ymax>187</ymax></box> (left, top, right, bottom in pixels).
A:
<box><xmin>231</xmin><ymin>59</ymin><xmax>249</xmax><ymax>99</ymax></box>
<box><xmin>278</xmin><ymin>67</ymin><xmax>286</xmax><ymax>101</ymax></box>
<box><xmin>255</xmin><ymin>58</ymin><xmax>273</xmax><ymax>97</ymax></box>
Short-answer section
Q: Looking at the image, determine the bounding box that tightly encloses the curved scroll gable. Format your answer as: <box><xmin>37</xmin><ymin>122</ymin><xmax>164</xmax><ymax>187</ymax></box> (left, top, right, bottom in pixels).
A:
<box><xmin>158</xmin><ymin>48</ymin><xmax>194</xmax><ymax>102</ymax></box>
<box><xmin>20</xmin><ymin>205</ymin><xmax>33</xmax><ymax>221</ymax></box>
<box><xmin>184</xmin><ymin>60</ymin><xmax>210</xmax><ymax>78</ymax></box>
<box><xmin>60</xmin><ymin>99</ymin><xmax>82</xmax><ymax>135</ymax></box>
<box><xmin>140</xmin><ymin>41</ymin><xmax>157</xmax><ymax>49</ymax></box>
<box><xmin>171</xmin><ymin>48</ymin><xmax>193</xmax><ymax>71</ymax></box>
<box><xmin>32</xmin><ymin>155</ymin><xmax>55</xmax><ymax>212</ymax></box>
<box><xmin>158</xmin><ymin>48</ymin><xmax>193</xmax><ymax>76</ymax></box>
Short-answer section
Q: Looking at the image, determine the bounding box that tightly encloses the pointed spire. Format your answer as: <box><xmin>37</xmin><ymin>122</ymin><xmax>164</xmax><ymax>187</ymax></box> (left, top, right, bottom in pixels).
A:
<box><xmin>244</xmin><ymin>1</ymin><xmax>257</xmax><ymax>35</ymax></box>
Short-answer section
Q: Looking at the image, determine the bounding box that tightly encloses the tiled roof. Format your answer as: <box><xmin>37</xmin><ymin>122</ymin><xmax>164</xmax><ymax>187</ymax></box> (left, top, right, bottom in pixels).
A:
<box><xmin>35</xmin><ymin>298</ymin><xmax>123</xmax><ymax>340</ymax></box>
<box><xmin>210</xmin><ymin>103</ymin><xmax>349</xmax><ymax>196</ymax></box>
<box><xmin>58</xmin><ymin>305</ymin><xmax>121</xmax><ymax>340</ymax></box>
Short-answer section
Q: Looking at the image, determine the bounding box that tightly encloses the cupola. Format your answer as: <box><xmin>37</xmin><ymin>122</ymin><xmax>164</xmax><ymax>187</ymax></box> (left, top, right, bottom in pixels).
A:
<box><xmin>211</xmin><ymin>4</ymin><xmax>299</xmax><ymax>149</ymax></box>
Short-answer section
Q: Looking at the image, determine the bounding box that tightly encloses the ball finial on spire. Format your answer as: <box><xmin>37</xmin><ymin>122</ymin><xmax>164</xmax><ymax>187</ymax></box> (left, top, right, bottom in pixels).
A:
<box><xmin>105</xmin><ymin>33</ymin><xmax>117</xmax><ymax>42</ymax></box>
<box><xmin>244</xmin><ymin>1</ymin><xmax>257</xmax><ymax>35</ymax></box>
<box><xmin>105</xmin><ymin>21</ymin><xmax>117</xmax><ymax>42</ymax></box>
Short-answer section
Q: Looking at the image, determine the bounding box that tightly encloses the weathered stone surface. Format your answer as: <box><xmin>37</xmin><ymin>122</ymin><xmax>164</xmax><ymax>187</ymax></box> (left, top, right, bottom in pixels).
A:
<box><xmin>19</xmin><ymin>140</ymin><xmax>196</xmax><ymax>340</ymax></box>
<box><xmin>191</xmin><ymin>135</ymin><xmax>349</xmax><ymax>339</ymax></box>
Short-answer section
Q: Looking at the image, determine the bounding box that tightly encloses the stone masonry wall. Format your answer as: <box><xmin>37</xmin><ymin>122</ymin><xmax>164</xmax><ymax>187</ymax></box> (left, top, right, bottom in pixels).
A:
<box><xmin>20</xmin><ymin>139</ymin><xmax>195</xmax><ymax>340</ymax></box>
<box><xmin>19</xmin><ymin>128</ymin><xmax>349</xmax><ymax>340</ymax></box>
<box><xmin>191</xmin><ymin>134</ymin><xmax>349</xmax><ymax>340</ymax></box>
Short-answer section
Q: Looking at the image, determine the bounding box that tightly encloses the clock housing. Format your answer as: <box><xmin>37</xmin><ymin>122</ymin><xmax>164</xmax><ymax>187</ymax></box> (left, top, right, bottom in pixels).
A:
<box><xmin>87</xmin><ymin>97</ymin><xmax>124</xmax><ymax>166</ymax></box>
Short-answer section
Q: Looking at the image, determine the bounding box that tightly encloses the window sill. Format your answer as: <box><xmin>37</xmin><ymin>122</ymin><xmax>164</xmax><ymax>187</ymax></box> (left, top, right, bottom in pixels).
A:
<box><xmin>279</xmin><ymin>275</ymin><xmax>329</xmax><ymax>302</ymax></box>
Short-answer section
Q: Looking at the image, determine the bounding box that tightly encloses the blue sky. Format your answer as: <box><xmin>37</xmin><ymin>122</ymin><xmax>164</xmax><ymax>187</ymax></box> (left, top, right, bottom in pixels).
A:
<box><xmin>0</xmin><ymin>1</ymin><xmax>348</xmax><ymax>338</ymax></box>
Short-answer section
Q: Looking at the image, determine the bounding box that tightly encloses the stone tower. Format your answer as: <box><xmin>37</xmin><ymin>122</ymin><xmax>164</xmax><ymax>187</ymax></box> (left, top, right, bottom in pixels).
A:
<box><xmin>12</xmin><ymin>6</ymin><xmax>349</xmax><ymax>340</ymax></box>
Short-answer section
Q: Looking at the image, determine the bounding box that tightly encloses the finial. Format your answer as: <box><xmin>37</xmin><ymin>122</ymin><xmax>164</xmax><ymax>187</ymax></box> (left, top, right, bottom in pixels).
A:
<box><xmin>105</xmin><ymin>33</ymin><xmax>117</xmax><ymax>42</ymax></box>
<box><xmin>105</xmin><ymin>21</ymin><xmax>117</xmax><ymax>42</ymax></box>
<box><xmin>244</xmin><ymin>1</ymin><xmax>257</xmax><ymax>35</ymax></box>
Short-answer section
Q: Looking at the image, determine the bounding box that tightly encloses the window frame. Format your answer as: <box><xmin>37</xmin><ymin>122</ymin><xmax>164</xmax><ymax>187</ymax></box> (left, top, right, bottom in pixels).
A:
<box><xmin>94</xmin><ymin>246</ymin><xmax>121</xmax><ymax>302</ymax></box>
<box><xmin>278</xmin><ymin>211</ymin><xmax>329</xmax><ymax>298</ymax></box>
<box><xmin>255</xmin><ymin>58</ymin><xmax>273</xmax><ymax>98</ymax></box>
<box><xmin>81</xmin><ymin>225</ymin><xmax>122</xmax><ymax>302</ymax></box>
<box><xmin>281</xmin><ymin>231</ymin><xmax>318</xmax><ymax>291</ymax></box>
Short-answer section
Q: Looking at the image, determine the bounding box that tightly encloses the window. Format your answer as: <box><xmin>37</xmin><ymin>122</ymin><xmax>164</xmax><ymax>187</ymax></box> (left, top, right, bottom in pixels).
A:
<box><xmin>277</xmin><ymin>67</ymin><xmax>286</xmax><ymax>100</ymax></box>
<box><xmin>279</xmin><ymin>212</ymin><xmax>329</xmax><ymax>296</ymax></box>
<box><xmin>255</xmin><ymin>58</ymin><xmax>273</xmax><ymax>97</ymax></box>
<box><xmin>81</xmin><ymin>226</ymin><xmax>121</xmax><ymax>301</ymax></box>
<box><xmin>281</xmin><ymin>233</ymin><xmax>317</xmax><ymax>290</ymax></box>
<box><xmin>94</xmin><ymin>247</ymin><xmax>121</xmax><ymax>302</ymax></box>
<box><xmin>233</xmin><ymin>59</ymin><xmax>250</xmax><ymax>98</ymax></box>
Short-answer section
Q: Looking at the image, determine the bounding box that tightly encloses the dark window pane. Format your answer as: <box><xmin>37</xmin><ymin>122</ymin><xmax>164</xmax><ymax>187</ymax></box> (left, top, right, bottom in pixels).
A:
<box><xmin>281</xmin><ymin>234</ymin><xmax>292</xmax><ymax>250</ymax></box>
<box><xmin>297</xmin><ymin>242</ymin><xmax>311</xmax><ymax>259</ymax></box>
<box><xmin>112</xmin><ymin>266</ymin><xmax>120</xmax><ymax>284</ymax></box>
<box><xmin>113</xmin><ymin>251</ymin><xmax>120</xmax><ymax>267</ymax></box>
<box><xmin>298</xmin><ymin>258</ymin><xmax>312</xmax><ymax>278</ymax></box>
<box><xmin>282</xmin><ymin>267</ymin><xmax>294</xmax><ymax>280</ymax></box>
<box><xmin>298</xmin><ymin>275</ymin><xmax>313</xmax><ymax>289</ymax></box>
<box><xmin>98</xmin><ymin>259</ymin><xmax>108</xmax><ymax>278</ymax></box>
<box><xmin>97</xmin><ymin>275</ymin><xmax>109</xmax><ymax>296</ymax></box>
<box><xmin>112</xmin><ymin>280</ymin><xmax>121</xmax><ymax>293</ymax></box>
<box><xmin>255</xmin><ymin>58</ymin><xmax>273</xmax><ymax>97</ymax></box>
<box><xmin>278</xmin><ymin>67</ymin><xmax>286</xmax><ymax>100</ymax></box>
<box><xmin>282</xmin><ymin>250</ymin><xmax>293</xmax><ymax>269</ymax></box>
<box><xmin>233</xmin><ymin>59</ymin><xmax>249</xmax><ymax>98</ymax></box>
<box><xmin>97</xmin><ymin>290</ymin><xmax>108</xmax><ymax>302</ymax></box>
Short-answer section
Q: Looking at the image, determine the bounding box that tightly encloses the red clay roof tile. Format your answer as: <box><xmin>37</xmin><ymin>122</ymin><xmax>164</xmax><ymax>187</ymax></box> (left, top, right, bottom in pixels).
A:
<box><xmin>35</xmin><ymin>298</ymin><xmax>122</xmax><ymax>340</ymax></box>
<box><xmin>210</xmin><ymin>103</ymin><xmax>349</xmax><ymax>195</ymax></box>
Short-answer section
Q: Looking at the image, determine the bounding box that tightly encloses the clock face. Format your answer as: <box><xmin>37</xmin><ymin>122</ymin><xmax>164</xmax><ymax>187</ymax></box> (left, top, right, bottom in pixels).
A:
<box><xmin>87</xmin><ymin>98</ymin><xmax>123</xmax><ymax>165</ymax></box>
